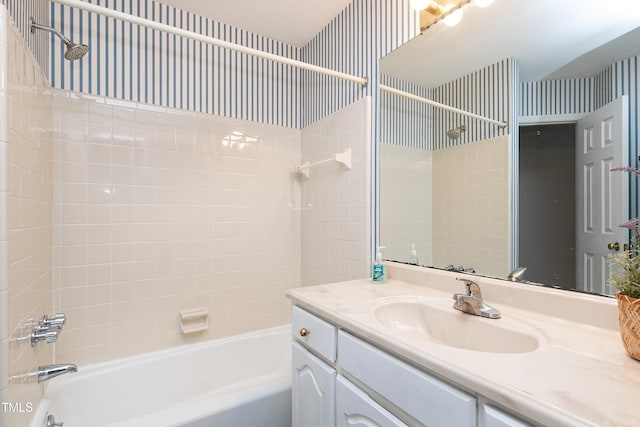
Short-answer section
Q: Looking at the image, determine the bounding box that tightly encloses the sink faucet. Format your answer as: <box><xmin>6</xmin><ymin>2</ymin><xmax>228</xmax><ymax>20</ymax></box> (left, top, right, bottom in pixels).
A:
<box><xmin>453</xmin><ymin>277</ymin><xmax>501</xmax><ymax>319</ymax></box>
<box><xmin>507</xmin><ymin>266</ymin><xmax>527</xmax><ymax>282</ymax></box>
<box><xmin>36</xmin><ymin>364</ymin><xmax>78</xmax><ymax>383</ymax></box>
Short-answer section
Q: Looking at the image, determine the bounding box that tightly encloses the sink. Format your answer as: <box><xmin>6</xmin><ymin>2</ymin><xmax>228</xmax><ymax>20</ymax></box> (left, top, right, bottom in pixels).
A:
<box><xmin>374</xmin><ymin>299</ymin><xmax>541</xmax><ymax>354</ymax></box>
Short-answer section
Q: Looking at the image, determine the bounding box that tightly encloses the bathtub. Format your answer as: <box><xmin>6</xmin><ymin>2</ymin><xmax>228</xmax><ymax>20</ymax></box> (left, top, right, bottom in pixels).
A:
<box><xmin>31</xmin><ymin>325</ymin><xmax>292</xmax><ymax>427</ymax></box>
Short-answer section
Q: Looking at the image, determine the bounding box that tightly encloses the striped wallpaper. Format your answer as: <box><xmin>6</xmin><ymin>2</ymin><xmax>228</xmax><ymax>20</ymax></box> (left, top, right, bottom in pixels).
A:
<box><xmin>0</xmin><ymin>0</ymin><xmax>49</xmax><ymax>74</ymax></box>
<box><xmin>51</xmin><ymin>0</ymin><xmax>301</xmax><ymax>128</ymax></box>
<box><xmin>380</xmin><ymin>73</ymin><xmax>432</xmax><ymax>150</ymax></box>
<box><xmin>519</xmin><ymin>77</ymin><xmax>593</xmax><ymax>117</ymax></box>
<box><xmin>8</xmin><ymin>0</ymin><xmax>421</xmax><ymax>132</ymax></box>
<box><xmin>301</xmin><ymin>0</ymin><xmax>419</xmax><ymax>128</ymax></box>
<box><xmin>431</xmin><ymin>58</ymin><xmax>515</xmax><ymax>150</ymax></box>
<box><xmin>381</xmin><ymin>59</ymin><xmax>517</xmax><ymax>151</ymax></box>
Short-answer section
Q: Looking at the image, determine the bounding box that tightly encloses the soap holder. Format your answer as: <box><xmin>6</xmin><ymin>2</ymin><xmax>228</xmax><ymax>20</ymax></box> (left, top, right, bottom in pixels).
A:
<box><xmin>180</xmin><ymin>307</ymin><xmax>209</xmax><ymax>334</ymax></box>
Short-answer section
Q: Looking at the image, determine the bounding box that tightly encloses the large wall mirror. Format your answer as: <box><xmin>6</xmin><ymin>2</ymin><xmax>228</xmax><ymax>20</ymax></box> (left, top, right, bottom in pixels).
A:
<box><xmin>379</xmin><ymin>0</ymin><xmax>640</xmax><ymax>296</ymax></box>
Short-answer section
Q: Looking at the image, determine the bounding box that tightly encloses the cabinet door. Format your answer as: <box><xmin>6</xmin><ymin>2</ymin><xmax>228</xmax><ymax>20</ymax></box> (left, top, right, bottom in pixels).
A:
<box><xmin>292</xmin><ymin>342</ymin><xmax>336</xmax><ymax>427</ymax></box>
<box><xmin>336</xmin><ymin>375</ymin><xmax>407</xmax><ymax>427</ymax></box>
<box><xmin>481</xmin><ymin>403</ymin><xmax>532</xmax><ymax>427</ymax></box>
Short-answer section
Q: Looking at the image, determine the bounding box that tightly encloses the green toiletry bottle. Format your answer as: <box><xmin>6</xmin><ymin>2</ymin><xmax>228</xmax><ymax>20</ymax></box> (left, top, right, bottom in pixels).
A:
<box><xmin>372</xmin><ymin>246</ymin><xmax>387</xmax><ymax>284</ymax></box>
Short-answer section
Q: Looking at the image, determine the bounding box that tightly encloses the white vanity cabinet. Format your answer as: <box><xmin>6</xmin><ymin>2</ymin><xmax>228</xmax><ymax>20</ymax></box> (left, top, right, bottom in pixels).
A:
<box><xmin>291</xmin><ymin>306</ymin><xmax>532</xmax><ymax>427</ymax></box>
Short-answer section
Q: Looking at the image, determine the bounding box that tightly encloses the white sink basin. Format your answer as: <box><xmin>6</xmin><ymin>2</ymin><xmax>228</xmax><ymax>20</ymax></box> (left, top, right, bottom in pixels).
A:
<box><xmin>374</xmin><ymin>299</ymin><xmax>541</xmax><ymax>354</ymax></box>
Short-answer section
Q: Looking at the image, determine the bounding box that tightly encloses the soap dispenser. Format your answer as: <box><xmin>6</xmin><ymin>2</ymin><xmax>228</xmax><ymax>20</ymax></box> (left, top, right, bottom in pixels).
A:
<box><xmin>409</xmin><ymin>243</ymin><xmax>419</xmax><ymax>265</ymax></box>
<box><xmin>372</xmin><ymin>246</ymin><xmax>387</xmax><ymax>284</ymax></box>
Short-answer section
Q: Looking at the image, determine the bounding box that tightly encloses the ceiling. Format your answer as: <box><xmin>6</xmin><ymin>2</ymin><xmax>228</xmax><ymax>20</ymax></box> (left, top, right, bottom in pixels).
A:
<box><xmin>381</xmin><ymin>0</ymin><xmax>640</xmax><ymax>88</ymax></box>
<box><xmin>158</xmin><ymin>0</ymin><xmax>353</xmax><ymax>47</ymax></box>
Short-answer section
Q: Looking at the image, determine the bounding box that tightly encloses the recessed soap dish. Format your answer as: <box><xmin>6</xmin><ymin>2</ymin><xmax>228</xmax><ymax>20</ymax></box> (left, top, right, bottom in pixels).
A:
<box><xmin>180</xmin><ymin>307</ymin><xmax>209</xmax><ymax>334</ymax></box>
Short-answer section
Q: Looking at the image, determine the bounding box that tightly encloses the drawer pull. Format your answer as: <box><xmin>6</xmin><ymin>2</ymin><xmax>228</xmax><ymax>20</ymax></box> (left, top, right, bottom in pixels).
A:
<box><xmin>299</xmin><ymin>327</ymin><xmax>309</xmax><ymax>337</ymax></box>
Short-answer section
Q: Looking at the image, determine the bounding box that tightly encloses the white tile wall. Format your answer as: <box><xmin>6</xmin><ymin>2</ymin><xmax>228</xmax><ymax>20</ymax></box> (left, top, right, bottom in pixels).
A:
<box><xmin>300</xmin><ymin>97</ymin><xmax>371</xmax><ymax>286</ymax></box>
<box><xmin>53</xmin><ymin>91</ymin><xmax>302</xmax><ymax>365</ymax></box>
<box><xmin>432</xmin><ymin>135</ymin><xmax>511</xmax><ymax>277</ymax></box>
<box><xmin>379</xmin><ymin>143</ymin><xmax>432</xmax><ymax>265</ymax></box>
<box><xmin>1</xmin><ymin>17</ymin><xmax>54</xmax><ymax>427</ymax></box>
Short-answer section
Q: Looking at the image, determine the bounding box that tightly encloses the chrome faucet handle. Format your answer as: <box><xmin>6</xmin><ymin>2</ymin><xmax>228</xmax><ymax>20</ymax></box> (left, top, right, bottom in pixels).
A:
<box><xmin>47</xmin><ymin>414</ymin><xmax>64</xmax><ymax>427</ymax></box>
<box><xmin>41</xmin><ymin>313</ymin><xmax>66</xmax><ymax>329</ymax></box>
<box><xmin>455</xmin><ymin>277</ymin><xmax>482</xmax><ymax>300</ymax></box>
<box><xmin>31</xmin><ymin>327</ymin><xmax>59</xmax><ymax>346</ymax></box>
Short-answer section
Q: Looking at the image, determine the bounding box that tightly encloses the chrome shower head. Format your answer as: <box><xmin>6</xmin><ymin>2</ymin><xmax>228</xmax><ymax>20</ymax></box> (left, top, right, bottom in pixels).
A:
<box><xmin>64</xmin><ymin>42</ymin><xmax>89</xmax><ymax>61</ymax></box>
<box><xmin>447</xmin><ymin>124</ymin><xmax>466</xmax><ymax>140</ymax></box>
<box><xmin>29</xmin><ymin>17</ymin><xmax>88</xmax><ymax>61</ymax></box>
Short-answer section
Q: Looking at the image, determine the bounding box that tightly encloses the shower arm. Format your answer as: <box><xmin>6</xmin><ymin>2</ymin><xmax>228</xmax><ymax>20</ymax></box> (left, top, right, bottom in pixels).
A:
<box><xmin>29</xmin><ymin>17</ymin><xmax>72</xmax><ymax>44</ymax></box>
<box><xmin>49</xmin><ymin>0</ymin><xmax>369</xmax><ymax>87</ymax></box>
<box><xmin>380</xmin><ymin>84</ymin><xmax>508</xmax><ymax>129</ymax></box>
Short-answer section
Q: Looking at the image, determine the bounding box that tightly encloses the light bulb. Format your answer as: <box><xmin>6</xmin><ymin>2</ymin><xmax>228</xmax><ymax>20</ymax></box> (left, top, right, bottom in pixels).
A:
<box><xmin>474</xmin><ymin>0</ymin><xmax>494</xmax><ymax>7</ymax></box>
<box><xmin>410</xmin><ymin>0</ymin><xmax>431</xmax><ymax>10</ymax></box>
<box><xmin>442</xmin><ymin>4</ymin><xmax>463</xmax><ymax>26</ymax></box>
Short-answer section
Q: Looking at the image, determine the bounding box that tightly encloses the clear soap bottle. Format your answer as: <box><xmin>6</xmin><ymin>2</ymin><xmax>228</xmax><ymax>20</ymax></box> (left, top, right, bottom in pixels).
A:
<box><xmin>409</xmin><ymin>243</ymin><xmax>419</xmax><ymax>265</ymax></box>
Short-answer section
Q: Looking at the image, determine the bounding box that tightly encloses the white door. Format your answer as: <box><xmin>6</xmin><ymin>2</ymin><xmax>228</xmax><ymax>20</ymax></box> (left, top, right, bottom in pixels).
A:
<box><xmin>292</xmin><ymin>342</ymin><xmax>336</xmax><ymax>427</ymax></box>
<box><xmin>576</xmin><ymin>95</ymin><xmax>629</xmax><ymax>294</ymax></box>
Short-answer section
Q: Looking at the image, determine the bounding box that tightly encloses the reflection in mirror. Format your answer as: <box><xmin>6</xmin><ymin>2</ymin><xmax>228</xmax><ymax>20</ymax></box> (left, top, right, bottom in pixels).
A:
<box><xmin>379</xmin><ymin>0</ymin><xmax>640</xmax><ymax>296</ymax></box>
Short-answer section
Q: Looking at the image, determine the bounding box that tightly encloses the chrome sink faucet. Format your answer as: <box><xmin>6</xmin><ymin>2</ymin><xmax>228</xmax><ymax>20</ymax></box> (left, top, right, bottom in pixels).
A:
<box><xmin>453</xmin><ymin>277</ymin><xmax>501</xmax><ymax>319</ymax></box>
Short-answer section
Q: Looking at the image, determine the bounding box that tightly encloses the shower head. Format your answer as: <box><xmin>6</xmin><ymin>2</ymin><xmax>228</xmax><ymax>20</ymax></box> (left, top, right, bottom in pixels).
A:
<box><xmin>64</xmin><ymin>42</ymin><xmax>89</xmax><ymax>61</ymax></box>
<box><xmin>447</xmin><ymin>124</ymin><xmax>466</xmax><ymax>140</ymax></box>
<box><xmin>29</xmin><ymin>17</ymin><xmax>88</xmax><ymax>61</ymax></box>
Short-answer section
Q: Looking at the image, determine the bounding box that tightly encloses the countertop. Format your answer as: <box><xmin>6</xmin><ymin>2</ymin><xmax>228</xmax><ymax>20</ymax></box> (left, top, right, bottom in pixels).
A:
<box><xmin>286</xmin><ymin>263</ymin><xmax>640</xmax><ymax>427</ymax></box>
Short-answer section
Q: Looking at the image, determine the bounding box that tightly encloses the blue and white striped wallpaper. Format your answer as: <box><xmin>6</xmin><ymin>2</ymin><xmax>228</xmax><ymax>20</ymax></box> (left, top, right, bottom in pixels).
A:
<box><xmin>8</xmin><ymin>0</ymin><xmax>420</xmax><ymax>132</ymax></box>
<box><xmin>51</xmin><ymin>0</ymin><xmax>301</xmax><ymax>128</ymax></box>
<box><xmin>519</xmin><ymin>77</ymin><xmax>593</xmax><ymax>117</ymax></box>
<box><xmin>382</xmin><ymin>58</ymin><xmax>516</xmax><ymax>150</ymax></box>
<box><xmin>431</xmin><ymin>58</ymin><xmax>515</xmax><ymax>150</ymax></box>
<box><xmin>301</xmin><ymin>0</ymin><xmax>419</xmax><ymax>128</ymax></box>
<box><xmin>0</xmin><ymin>0</ymin><xmax>49</xmax><ymax>74</ymax></box>
<box><xmin>380</xmin><ymin>74</ymin><xmax>432</xmax><ymax>149</ymax></box>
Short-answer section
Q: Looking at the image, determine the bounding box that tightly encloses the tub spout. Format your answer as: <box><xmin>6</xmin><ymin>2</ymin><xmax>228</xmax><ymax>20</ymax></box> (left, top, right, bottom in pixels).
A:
<box><xmin>37</xmin><ymin>364</ymin><xmax>78</xmax><ymax>383</ymax></box>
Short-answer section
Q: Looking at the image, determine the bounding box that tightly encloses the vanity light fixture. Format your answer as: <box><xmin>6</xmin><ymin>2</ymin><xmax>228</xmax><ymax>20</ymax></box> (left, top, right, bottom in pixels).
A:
<box><xmin>411</xmin><ymin>0</ymin><xmax>469</xmax><ymax>30</ymax></box>
<box><xmin>412</xmin><ymin>0</ymin><xmax>493</xmax><ymax>31</ymax></box>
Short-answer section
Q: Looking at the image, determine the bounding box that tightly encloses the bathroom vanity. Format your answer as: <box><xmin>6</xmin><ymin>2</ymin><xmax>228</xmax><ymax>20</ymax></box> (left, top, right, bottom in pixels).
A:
<box><xmin>286</xmin><ymin>262</ymin><xmax>639</xmax><ymax>427</ymax></box>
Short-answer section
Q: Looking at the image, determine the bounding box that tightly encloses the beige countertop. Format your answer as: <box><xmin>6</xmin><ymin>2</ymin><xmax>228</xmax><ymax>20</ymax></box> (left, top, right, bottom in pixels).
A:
<box><xmin>286</xmin><ymin>262</ymin><xmax>640</xmax><ymax>427</ymax></box>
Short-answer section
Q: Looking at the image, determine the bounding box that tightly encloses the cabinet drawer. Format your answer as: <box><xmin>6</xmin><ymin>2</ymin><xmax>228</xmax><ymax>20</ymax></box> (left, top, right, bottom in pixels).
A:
<box><xmin>292</xmin><ymin>306</ymin><xmax>337</xmax><ymax>362</ymax></box>
<box><xmin>338</xmin><ymin>331</ymin><xmax>476</xmax><ymax>427</ymax></box>
<box><xmin>336</xmin><ymin>375</ymin><xmax>407</xmax><ymax>427</ymax></box>
<box><xmin>480</xmin><ymin>403</ymin><xmax>532</xmax><ymax>427</ymax></box>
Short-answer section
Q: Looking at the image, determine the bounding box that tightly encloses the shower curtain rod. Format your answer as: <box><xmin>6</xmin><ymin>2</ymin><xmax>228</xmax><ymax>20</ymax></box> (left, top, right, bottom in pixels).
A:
<box><xmin>380</xmin><ymin>84</ymin><xmax>507</xmax><ymax>128</ymax></box>
<box><xmin>50</xmin><ymin>0</ymin><xmax>369</xmax><ymax>87</ymax></box>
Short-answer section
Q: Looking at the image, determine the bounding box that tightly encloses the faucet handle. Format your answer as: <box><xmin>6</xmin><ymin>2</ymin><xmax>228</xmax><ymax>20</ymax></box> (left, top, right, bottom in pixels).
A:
<box><xmin>47</xmin><ymin>414</ymin><xmax>64</xmax><ymax>427</ymax></box>
<box><xmin>41</xmin><ymin>313</ymin><xmax>66</xmax><ymax>329</ymax></box>
<box><xmin>31</xmin><ymin>327</ymin><xmax>60</xmax><ymax>347</ymax></box>
<box><xmin>455</xmin><ymin>277</ymin><xmax>482</xmax><ymax>299</ymax></box>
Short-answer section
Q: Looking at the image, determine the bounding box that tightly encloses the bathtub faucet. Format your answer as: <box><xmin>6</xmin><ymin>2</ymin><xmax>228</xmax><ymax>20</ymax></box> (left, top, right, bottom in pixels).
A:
<box><xmin>36</xmin><ymin>364</ymin><xmax>78</xmax><ymax>383</ymax></box>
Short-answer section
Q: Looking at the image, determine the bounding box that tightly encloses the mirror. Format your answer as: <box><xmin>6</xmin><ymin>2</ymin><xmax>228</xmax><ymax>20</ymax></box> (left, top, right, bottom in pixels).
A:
<box><xmin>379</xmin><ymin>0</ymin><xmax>640</xmax><ymax>295</ymax></box>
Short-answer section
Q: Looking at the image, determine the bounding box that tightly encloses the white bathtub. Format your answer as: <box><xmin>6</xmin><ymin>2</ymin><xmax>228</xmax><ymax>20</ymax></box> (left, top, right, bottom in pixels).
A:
<box><xmin>31</xmin><ymin>325</ymin><xmax>292</xmax><ymax>427</ymax></box>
